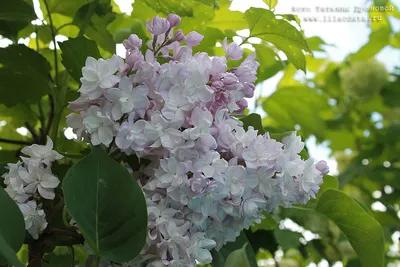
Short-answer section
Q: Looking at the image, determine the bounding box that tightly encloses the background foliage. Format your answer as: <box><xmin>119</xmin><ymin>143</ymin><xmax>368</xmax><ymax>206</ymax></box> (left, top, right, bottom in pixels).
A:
<box><xmin>0</xmin><ymin>0</ymin><xmax>399</xmax><ymax>266</ymax></box>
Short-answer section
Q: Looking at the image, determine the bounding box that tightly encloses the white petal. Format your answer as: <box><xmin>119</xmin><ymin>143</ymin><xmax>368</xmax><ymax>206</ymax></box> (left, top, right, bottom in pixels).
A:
<box><xmin>40</xmin><ymin>174</ymin><xmax>60</xmax><ymax>188</ymax></box>
<box><xmin>38</xmin><ymin>186</ymin><xmax>55</xmax><ymax>200</ymax></box>
<box><xmin>98</xmin><ymin>126</ymin><xmax>113</xmax><ymax>146</ymax></box>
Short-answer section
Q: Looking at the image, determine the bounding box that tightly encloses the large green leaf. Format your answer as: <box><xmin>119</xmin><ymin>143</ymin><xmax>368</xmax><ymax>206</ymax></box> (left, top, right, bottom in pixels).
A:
<box><xmin>211</xmin><ymin>232</ymin><xmax>257</xmax><ymax>267</ymax></box>
<box><xmin>245</xmin><ymin>8</ymin><xmax>309</xmax><ymax>71</ymax></box>
<box><xmin>58</xmin><ymin>36</ymin><xmax>101</xmax><ymax>83</ymax></box>
<box><xmin>0</xmin><ymin>44</ymin><xmax>51</xmax><ymax>79</ymax></box>
<box><xmin>0</xmin><ymin>0</ymin><xmax>36</xmax><ymax>39</ymax></box>
<box><xmin>262</xmin><ymin>85</ymin><xmax>329</xmax><ymax>138</ymax></box>
<box><xmin>316</xmin><ymin>189</ymin><xmax>384</xmax><ymax>267</ymax></box>
<box><xmin>0</xmin><ymin>0</ymin><xmax>35</xmax><ymax>21</ymax></box>
<box><xmin>253</xmin><ymin>44</ymin><xmax>285</xmax><ymax>81</ymax></box>
<box><xmin>273</xmin><ymin>229</ymin><xmax>302</xmax><ymax>250</ymax></box>
<box><xmin>0</xmin><ymin>187</ymin><xmax>25</xmax><ymax>267</ymax></box>
<box><xmin>62</xmin><ymin>146</ymin><xmax>147</xmax><ymax>263</ymax></box>
<box><xmin>0</xmin><ymin>45</ymin><xmax>51</xmax><ymax>106</ymax></box>
<box><xmin>224</xmin><ymin>245</ymin><xmax>251</xmax><ymax>267</ymax></box>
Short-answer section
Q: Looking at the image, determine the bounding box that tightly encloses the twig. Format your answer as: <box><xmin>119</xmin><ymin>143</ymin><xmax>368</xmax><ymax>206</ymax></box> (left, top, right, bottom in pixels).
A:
<box><xmin>24</xmin><ymin>122</ymin><xmax>40</xmax><ymax>144</ymax></box>
<box><xmin>0</xmin><ymin>138</ymin><xmax>32</xmax><ymax>146</ymax></box>
<box><xmin>45</xmin><ymin>95</ymin><xmax>55</xmax><ymax>137</ymax></box>
<box><xmin>43</xmin><ymin>0</ymin><xmax>59</xmax><ymax>86</ymax></box>
<box><xmin>55</xmin><ymin>22</ymin><xmax>74</xmax><ymax>35</ymax></box>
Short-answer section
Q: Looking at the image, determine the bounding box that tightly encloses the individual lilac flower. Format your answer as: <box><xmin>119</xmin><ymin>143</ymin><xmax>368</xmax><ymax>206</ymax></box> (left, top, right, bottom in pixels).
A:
<box><xmin>21</xmin><ymin>136</ymin><xmax>63</xmax><ymax>164</ymax></box>
<box><xmin>123</xmin><ymin>34</ymin><xmax>142</xmax><ymax>50</ymax></box>
<box><xmin>242</xmin><ymin>135</ymin><xmax>283</xmax><ymax>168</ymax></box>
<box><xmin>82</xmin><ymin>106</ymin><xmax>118</xmax><ymax>146</ymax></box>
<box><xmin>154</xmin><ymin>158</ymin><xmax>190</xmax><ymax>188</ymax></box>
<box><xmin>146</xmin><ymin>16</ymin><xmax>170</xmax><ymax>35</ymax></box>
<box><xmin>222</xmin><ymin>38</ymin><xmax>243</xmax><ymax>60</ymax></box>
<box><xmin>79</xmin><ymin>56</ymin><xmax>121</xmax><ymax>98</ymax></box>
<box><xmin>18</xmin><ymin>163</ymin><xmax>60</xmax><ymax>200</ymax></box>
<box><xmin>167</xmin><ymin>14</ymin><xmax>181</xmax><ymax>27</ymax></box>
<box><xmin>18</xmin><ymin>200</ymin><xmax>48</xmax><ymax>239</ymax></box>
<box><xmin>192</xmin><ymin>151</ymin><xmax>228</xmax><ymax>178</ymax></box>
<box><xmin>225</xmin><ymin>165</ymin><xmax>247</xmax><ymax>198</ymax></box>
<box><xmin>234</xmin><ymin>52</ymin><xmax>260</xmax><ymax>83</ymax></box>
<box><xmin>316</xmin><ymin>160</ymin><xmax>329</xmax><ymax>175</ymax></box>
<box><xmin>246</xmin><ymin>166</ymin><xmax>277</xmax><ymax>196</ymax></box>
<box><xmin>144</xmin><ymin>112</ymin><xmax>183</xmax><ymax>149</ymax></box>
<box><xmin>186</xmin><ymin>31</ymin><xmax>204</xmax><ymax>47</ymax></box>
<box><xmin>116</xmin><ymin>116</ymin><xmax>148</xmax><ymax>152</ymax></box>
<box><xmin>282</xmin><ymin>132</ymin><xmax>305</xmax><ymax>154</ymax></box>
<box><xmin>189</xmin><ymin>232</ymin><xmax>216</xmax><ymax>264</ymax></box>
<box><xmin>105</xmin><ymin>76</ymin><xmax>150</xmax><ymax>120</ymax></box>
<box><xmin>299</xmin><ymin>158</ymin><xmax>323</xmax><ymax>194</ymax></box>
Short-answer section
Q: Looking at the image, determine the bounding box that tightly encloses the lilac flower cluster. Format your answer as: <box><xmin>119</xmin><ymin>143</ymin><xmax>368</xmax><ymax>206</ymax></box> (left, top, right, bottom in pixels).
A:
<box><xmin>2</xmin><ymin>137</ymin><xmax>63</xmax><ymax>239</ymax></box>
<box><xmin>66</xmin><ymin>14</ymin><xmax>329</xmax><ymax>266</ymax></box>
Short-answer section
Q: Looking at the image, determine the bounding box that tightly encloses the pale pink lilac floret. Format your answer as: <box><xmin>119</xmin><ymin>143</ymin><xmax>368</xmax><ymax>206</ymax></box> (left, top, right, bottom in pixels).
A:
<box><xmin>65</xmin><ymin>14</ymin><xmax>329</xmax><ymax>267</ymax></box>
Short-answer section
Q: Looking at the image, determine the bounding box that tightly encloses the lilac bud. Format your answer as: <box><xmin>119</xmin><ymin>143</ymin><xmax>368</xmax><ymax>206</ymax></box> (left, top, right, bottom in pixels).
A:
<box><xmin>316</xmin><ymin>160</ymin><xmax>329</xmax><ymax>175</ymax></box>
<box><xmin>186</xmin><ymin>31</ymin><xmax>204</xmax><ymax>47</ymax></box>
<box><xmin>167</xmin><ymin>14</ymin><xmax>181</xmax><ymax>27</ymax></box>
<box><xmin>126</xmin><ymin>49</ymin><xmax>144</xmax><ymax>69</ymax></box>
<box><xmin>242</xmin><ymin>83</ymin><xmax>255</xmax><ymax>98</ymax></box>
<box><xmin>174</xmin><ymin>29</ymin><xmax>185</xmax><ymax>42</ymax></box>
<box><xmin>222</xmin><ymin>37</ymin><xmax>244</xmax><ymax>60</ymax></box>
<box><xmin>123</xmin><ymin>34</ymin><xmax>142</xmax><ymax>50</ymax></box>
<box><xmin>222</xmin><ymin>73</ymin><xmax>239</xmax><ymax>90</ymax></box>
<box><xmin>146</xmin><ymin>16</ymin><xmax>170</xmax><ymax>35</ymax></box>
<box><xmin>211</xmin><ymin>80</ymin><xmax>224</xmax><ymax>89</ymax></box>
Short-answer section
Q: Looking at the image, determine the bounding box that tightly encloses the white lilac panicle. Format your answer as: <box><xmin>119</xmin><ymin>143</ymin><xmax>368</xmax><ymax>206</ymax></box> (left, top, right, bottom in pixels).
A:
<box><xmin>1</xmin><ymin>136</ymin><xmax>63</xmax><ymax>239</ymax></box>
<box><xmin>65</xmin><ymin>13</ymin><xmax>329</xmax><ymax>266</ymax></box>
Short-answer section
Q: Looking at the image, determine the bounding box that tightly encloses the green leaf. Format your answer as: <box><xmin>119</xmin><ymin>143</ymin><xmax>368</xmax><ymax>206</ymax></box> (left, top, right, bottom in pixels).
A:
<box><xmin>0</xmin><ymin>187</ymin><xmax>25</xmax><ymax>267</ymax></box>
<box><xmin>224</xmin><ymin>245</ymin><xmax>251</xmax><ymax>267</ymax></box>
<box><xmin>0</xmin><ymin>68</ymin><xmax>50</xmax><ymax>107</ymax></box>
<box><xmin>349</xmin><ymin>27</ymin><xmax>390</xmax><ymax>61</ymax></box>
<box><xmin>39</xmin><ymin>0</ymin><xmax>91</xmax><ymax>17</ymax></box>
<box><xmin>0</xmin><ymin>45</ymin><xmax>51</xmax><ymax>106</ymax></box>
<box><xmin>263</xmin><ymin>0</ymin><xmax>278</xmax><ymax>9</ymax></box>
<box><xmin>316</xmin><ymin>189</ymin><xmax>384</xmax><ymax>267</ymax></box>
<box><xmin>73</xmin><ymin>2</ymin><xmax>117</xmax><ymax>54</ymax></box>
<box><xmin>240</xmin><ymin>113</ymin><xmax>265</xmax><ymax>134</ymax></box>
<box><xmin>0</xmin><ymin>44</ymin><xmax>51</xmax><ymax>79</ymax></box>
<box><xmin>253</xmin><ymin>44</ymin><xmax>285</xmax><ymax>82</ymax></box>
<box><xmin>251</xmin><ymin>212</ymin><xmax>278</xmax><ymax>231</ymax></box>
<box><xmin>62</xmin><ymin>146</ymin><xmax>147</xmax><ymax>263</ymax></box>
<box><xmin>59</xmin><ymin>36</ymin><xmax>101</xmax><ymax>83</ymax></box>
<box><xmin>262</xmin><ymin>86</ymin><xmax>329</xmax><ymax>138</ymax></box>
<box><xmin>245</xmin><ymin>8</ymin><xmax>309</xmax><ymax>71</ymax></box>
<box><xmin>208</xmin><ymin>1</ymin><xmax>246</xmax><ymax>31</ymax></box>
<box><xmin>317</xmin><ymin>175</ymin><xmax>339</xmax><ymax>198</ymax></box>
<box><xmin>211</xmin><ymin>232</ymin><xmax>257</xmax><ymax>267</ymax></box>
<box><xmin>0</xmin><ymin>0</ymin><xmax>36</xmax><ymax>21</ymax></box>
<box><xmin>273</xmin><ymin>229</ymin><xmax>302</xmax><ymax>250</ymax></box>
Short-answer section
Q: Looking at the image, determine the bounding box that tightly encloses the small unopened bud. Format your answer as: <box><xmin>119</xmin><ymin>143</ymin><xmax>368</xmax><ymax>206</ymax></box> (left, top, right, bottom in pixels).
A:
<box><xmin>174</xmin><ymin>29</ymin><xmax>185</xmax><ymax>42</ymax></box>
<box><xmin>222</xmin><ymin>73</ymin><xmax>239</xmax><ymax>90</ymax></box>
<box><xmin>242</xmin><ymin>83</ymin><xmax>255</xmax><ymax>98</ymax></box>
<box><xmin>167</xmin><ymin>14</ymin><xmax>181</xmax><ymax>27</ymax></box>
<box><xmin>146</xmin><ymin>16</ymin><xmax>170</xmax><ymax>35</ymax></box>
<box><xmin>123</xmin><ymin>34</ymin><xmax>142</xmax><ymax>50</ymax></box>
<box><xmin>316</xmin><ymin>160</ymin><xmax>329</xmax><ymax>175</ymax></box>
